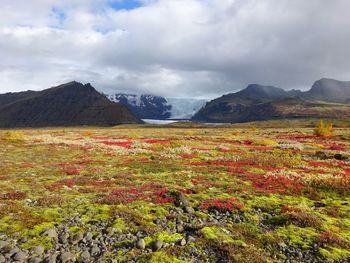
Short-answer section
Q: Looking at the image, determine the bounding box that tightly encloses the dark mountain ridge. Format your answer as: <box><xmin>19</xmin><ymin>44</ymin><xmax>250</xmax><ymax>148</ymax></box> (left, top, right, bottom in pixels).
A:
<box><xmin>0</xmin><ymin>81</ymin><xmax>141</xmax><ymax>127</ymax></box>
<box><xmin>193</xmin><ymin>78</ymin><xmax>350</xmax><ymax>123</ymax></box>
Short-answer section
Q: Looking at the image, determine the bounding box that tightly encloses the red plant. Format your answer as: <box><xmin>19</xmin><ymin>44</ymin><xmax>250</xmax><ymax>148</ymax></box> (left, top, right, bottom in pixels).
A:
<box><xmin>308</xmin><ymin>161</ymin><xmax>330</xmax><ymax>167</ymax></box>
<box><xmin>242</xmin><ymin>140</ymin><xmax>254</xmax><ymax>145</ymax></box>
<box><xmin>100</xmin><ymin>140</ymin><xmax>133</xmax><ymax>148</ymax></box>
<box><xmin>179</xmin><ymin>153</ymin><xmax>197</xmax><ymax>159</ymax></box>
<box><xmin>242</xmin><ymin>173</ymin><xmax>304</xmax><ymax>194</ymax></box>
<box><xmin>99</xmin><ymin>184</ymin><xmax>175</xmax><ymax>205</ymax></box>
<box><xmin>200</xmin><ymin>197</ymin><xmax>244</xmax><ymax>211</ymax></box>
<box><xmin>47</xmin><ymin>179</ymin><xmax>75</xmax><ymax>190</ymax></box>
<box><xmin>325</xmin><ymin>143</ymin><xmax>346</xmax><ymax>151</ymax></box>
<box><xmin>176</xmin><ymin>188</ymin><xmax>193</xmax><ymax>195</ymax></box>
<box><xmin>0</xmin><ymin>191</ymin><xmax>27</xmax><ymax>200</ymax></box>
<box><xmin>318</xmin><ymin>230</ymin><xmax>350</xmax><ymax>248</ymax></box>
<box><xmin>57</xmin><ymin>162</ymin><xmax>81</xmax><ymax>175</ymax></box>
<box><xmin>190</xmin><ymin>160</ymin><xmax>251</xmax><ymax>167</ymax></box>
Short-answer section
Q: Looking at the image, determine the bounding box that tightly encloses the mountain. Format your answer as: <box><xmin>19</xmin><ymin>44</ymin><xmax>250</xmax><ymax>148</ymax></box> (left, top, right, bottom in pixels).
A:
<box><xmin>304</xmin><ymin>78</ymin><xmax>350</xmax><ymax>103</ymax></box>
<box><xmin>192</xmin><ymin>79</ymin><xmax>350</xmax><ymax>123</ymax></box>
<box><xmin>107</xmin><ymin>94</ymin><xmax>171</xmax><ymax>119</ymax></box>
<box><xmin>0</xmin><ymin>81</ymin><xmax>141</xmax><ymax>127</ymax></box>
<box><xmin>105</xmin><ymin>93</ymin><xmax>206</xmax><ymax>120</ymax></box>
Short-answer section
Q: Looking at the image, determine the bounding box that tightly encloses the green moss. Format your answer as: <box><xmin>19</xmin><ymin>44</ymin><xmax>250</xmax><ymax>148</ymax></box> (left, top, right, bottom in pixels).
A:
<box><xmin>0</xmin><ymin>216</ymin><xmax>23</xmax><ymax>234</ymax></box>
<box><xmin>68</xmin><ymin>226</ymin><xmax>83</xmax><ymax>234</ymax></box>
<box><xmin>20</xmin><ymin>236</ymin><xmax>53</xmax><ymax>250</ymax></box>
<box><xmin>30</xmin><ymin>222</ymin><xmax>55</xmax><ymax>235</ymax></box>
<box><xmin>112</xmin><ymin>218</ymin><xmax>127</xmax><ymax>233</ymax></box>
<box><xmin>194</xmin><ymin>211</ymin><xmax>209</xmax><ymax>219</ymax></box>
<box><xmin>144</xmin><ymin>232</ymin><xmax>183</xmax><ymax>246</ymax></box>
<box><xmin>201</xmin><ymin>226</ymin><xmax>234</xmax><ymax>244</ymax></box>
<box><xmin>275</xmin><ymin>225</ymin><xmax>318</xmax><ymax>249</ymax></box>
<box><xmin>319</xmin><ymin>246</ymin><xmax>350</xmax><ymax>260</ymax></box>
<box><xmin>136</xmin><ymin>204</ymin><xmax>169</xmax><ymax>218</ymax></box>
<box><xmin>81</xmin><ymin>204</ymin><xmax>111</xmax><ymax>223</ymax></box>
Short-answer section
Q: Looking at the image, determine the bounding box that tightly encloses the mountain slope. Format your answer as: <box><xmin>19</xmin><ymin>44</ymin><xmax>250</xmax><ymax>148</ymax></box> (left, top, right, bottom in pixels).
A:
<box><xmin>305</xmin><ymin>78</ymin><xmax>350</xmax><ymax>103</ymax></box>
<box><xmin>0</xmin><ymin>81</ymin><xmax>141</xmax><ymax>127</ymax></box>
<box><xmin>193</xmin><ymin>80</ymin><xmax>350</xmax><ymax>123</ymax></box>
<box><xmin>107</xmin><ymin>94</ymin><xmax>171</xmax><ymax>119</ymax></box>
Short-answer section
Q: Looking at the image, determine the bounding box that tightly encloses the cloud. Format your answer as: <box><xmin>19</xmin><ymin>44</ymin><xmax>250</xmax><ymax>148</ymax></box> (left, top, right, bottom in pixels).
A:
<box><xmin>0</xmin><ymin>0</ymin><xmax>350</xmax><ymax>98</ymax></box>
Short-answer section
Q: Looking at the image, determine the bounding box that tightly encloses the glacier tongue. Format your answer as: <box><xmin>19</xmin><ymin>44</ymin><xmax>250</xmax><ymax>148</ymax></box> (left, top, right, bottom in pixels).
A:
<box><xmin>104</xmin><ymin>92</ymin><xmax>206</xmax><ymax>120</ymax></box>
<box><xmin>166</xmin><ymin>98</ymin><xmax>206</xmax><ymax>119</ymax></box>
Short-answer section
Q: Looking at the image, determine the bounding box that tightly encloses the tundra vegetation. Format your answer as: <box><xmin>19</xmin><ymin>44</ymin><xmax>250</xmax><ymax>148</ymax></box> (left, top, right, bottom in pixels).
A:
<box><xmin>0</xmin><ymin>121</ymin><xmax>349</xmax><ymax>262</ymax></box>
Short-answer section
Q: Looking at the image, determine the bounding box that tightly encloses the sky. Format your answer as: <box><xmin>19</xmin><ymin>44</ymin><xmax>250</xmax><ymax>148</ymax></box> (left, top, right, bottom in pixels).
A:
<box><xmin>1</xmin><ymin>0</ymin><xmax>350</xmax><ymax>99</ymax></box>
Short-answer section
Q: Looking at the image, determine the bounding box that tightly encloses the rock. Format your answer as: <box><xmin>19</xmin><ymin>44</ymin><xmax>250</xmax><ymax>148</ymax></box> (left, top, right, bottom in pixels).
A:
<box><xmin>106</xmin><ymin>227</ymin><xmax>115</xmax><ymax>236</ymax></box>
<box><xmin>153</xmin><ymin>240</ymin><xmax>163</xmax><ymax>251</ymax></box>
<box><xmin>173</xmin><ymin>192</ymin><xmax>189</xmax><ymax>207</ymax></box>
<box><xmin>136</xmin><ymin>239</ymin><xmax>146</xmax><ymax>250</ymax></box>
<box><xmin>0</xmin><ymin>240</ymin><xmax>11</xmax><ymax>252</ymax></box>
<box><xmin>80</xmin><ymin>250</ymin><xmax>90</xmax><ymax>262</ymax></box>
<box><xmin>59</xmin><ymin>251</ymin><xmax>75</xmax><ymax>263</ymax></box>
<box><xmin>184</xmin><ymin>206</ymin><xmax>195</xmax><ymax>214</ymax></box>
<box><xmin>19</xmin><ymin>237</ymin><xmax>28</xmax><ymax>243</ymax></box>
<box><xmin>71</xmin><ymin>233</ymin><xmax>83</xmax><ymax>244</ymax></box>
<box><xmin>153</xmin><ymin>218</ymin><xmax>161</xmax><ymax>225</ymax></box>
<box><xmin>0</xmin><ymin>255</ymin><xmax>5</xmax><ymax>263</ymax></box>
<box><xmin>314</xmin><ymin>202</ymin><xmax>326</xmax><ymax>208</ymax></box>
<box><xmin>29</xmin><ymin>257</ymin><xmax>42</xmax><ymax>263</ymax></box>
<box><xmin>334</xmin><ymin>153</ymin><xmax>348</xmax><ymax>160</ymax></box>
<box><xmin>186</xmin><ymin>235</ymin><xmax>195</xmax><ymax>244</ymax></box>
<box><xmin>84</xmin><ymin>232</ymin><xmax>93</xmax><ymax>241</ymax></box>
<box><xmin>59</xmin><ymin>233</ymin><xmax>69</xmax><ymax>244</ymax></box>
<box><xmin>179</xmin><ymin>238</ymin><xmax>186</xmax><ymax>246</ymax></box>
<box><xmin>13</xmin><ymin>251</ymin><xmax>27</xmax><ymax>262</ymax></box>
<box><xmin>32</xmin><ymin>245</ymin><xmax>44</xmax><ymax>256</ymax></box>
<box><xmin>90</xmin><ymin>244</ymin><xmax>100</xmax><ymax>256</ymax></box>
<box><xmin>8</xmin><ymin>246</ymin><xmax>21</xmax><ymax>257</ymax></box>
<box><xmin>44</xmin><ymin>253</ymin><xmax>57</xmax><ymax>263</ymax></box>
<box><xmin>176</xmin><ymin>224</ymin><xmax>184</xmax><ymax>233</ymax></box>
<box><xmin>42</xmin><ymin>229</ymin><xmax>58</xmax><ymax>240</ymax></box>
<box><xmin>315</xmin><ymin>151</ymin><xmax>328</xmax><ymax>160</ymax></box>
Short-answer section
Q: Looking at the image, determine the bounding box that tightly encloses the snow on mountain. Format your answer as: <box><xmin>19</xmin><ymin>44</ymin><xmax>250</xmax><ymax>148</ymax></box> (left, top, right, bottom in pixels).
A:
<box><xmin>105</xmin><ymin>93</ymin><xmax>206</xmax><ymax>120</ymax></box>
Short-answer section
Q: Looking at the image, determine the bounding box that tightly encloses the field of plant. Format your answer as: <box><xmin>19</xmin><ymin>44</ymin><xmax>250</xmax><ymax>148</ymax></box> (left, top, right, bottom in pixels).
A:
<box><xmin>0</xmin><ymin>123</ymin><xmax>349</xmax><ymax>262</ymax></box>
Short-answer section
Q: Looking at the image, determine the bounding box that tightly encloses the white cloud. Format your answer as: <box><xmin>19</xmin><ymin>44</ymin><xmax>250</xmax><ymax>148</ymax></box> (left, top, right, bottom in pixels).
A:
<box><xmin>1</xmin><ymin>0</ymin><xmax>350</xmax><ymax>98</ymax></box>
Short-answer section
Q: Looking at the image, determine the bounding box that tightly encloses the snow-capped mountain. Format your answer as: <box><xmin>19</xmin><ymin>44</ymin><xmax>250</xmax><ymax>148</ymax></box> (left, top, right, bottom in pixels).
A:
<box><xmin>106</xmin><ymin>94</ymin><xmax>171</xmax><ymax>120</ymax></box>
<box><xmin>105</xmin><ymin>93</ymin><xmax>206</xmax><ymax>120</ymax></box>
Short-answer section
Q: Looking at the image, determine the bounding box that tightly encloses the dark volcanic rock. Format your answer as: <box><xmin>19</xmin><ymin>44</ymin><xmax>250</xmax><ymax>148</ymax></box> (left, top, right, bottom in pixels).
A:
<box><xmin>0</xmin><ymin>81</ymin><xmax>141</xmax><ymax>127</ymax></box>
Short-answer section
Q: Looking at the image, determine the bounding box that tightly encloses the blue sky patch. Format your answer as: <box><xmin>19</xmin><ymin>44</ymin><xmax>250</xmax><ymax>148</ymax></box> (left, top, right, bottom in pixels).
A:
<box><xmin>51</xmin><ymin>7</ymin><xmax>66</xmax><ymax>26</ymax></box>
<box><xmin>109</xmin><ymin>0</ymin><xmax>142</xmax><ymax>11</ymax></box>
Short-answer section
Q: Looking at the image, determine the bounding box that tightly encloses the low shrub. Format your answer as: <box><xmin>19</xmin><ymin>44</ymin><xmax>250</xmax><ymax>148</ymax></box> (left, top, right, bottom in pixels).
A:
<box><xmin>314</xmin><ymin>120</ymin><xmax>334</xmax><ymax>137</ymax></box>
<box><xmin>1</xmin><ymin>131</ymin><xmax>25</xmax><ymax>143</ymax></box>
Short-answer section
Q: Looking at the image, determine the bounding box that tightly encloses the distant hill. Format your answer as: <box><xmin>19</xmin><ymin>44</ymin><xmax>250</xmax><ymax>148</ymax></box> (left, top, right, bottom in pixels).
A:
<box><xmin>192</xmin><ymin>79</ymin><xmax>350</xmax><ymax>123</ymax></box>
<box><xmin>304</xmin><ymin>78</ymin><xmax>350</xmax><ymax>103</ymax></box>
<box><xmin>106</xmin><ymin>93</ymin><xmax>206</xmax><ymax>120</ymax></box>
<box><xmin>0</xmin><ymin>81</ymin><xmax>141</xmax><ymax>127</ymax></box>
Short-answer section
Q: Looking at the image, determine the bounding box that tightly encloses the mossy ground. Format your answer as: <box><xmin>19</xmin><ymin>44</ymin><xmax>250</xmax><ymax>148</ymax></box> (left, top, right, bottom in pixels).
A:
<box><xmin>0</xmin><ymin>124</ymin><xmax>349</xmax><ymax>262</ymax></box>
